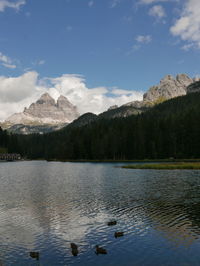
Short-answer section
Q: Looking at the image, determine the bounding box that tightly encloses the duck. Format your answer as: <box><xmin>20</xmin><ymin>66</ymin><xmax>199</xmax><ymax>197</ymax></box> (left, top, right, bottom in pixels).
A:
<box><xmin>70</xmin><ymin>243</ymin><xmax>78</xmax><ymax>249</ymax></box>
<box><xmin>70</xmin><ymin>243</ymin><xmax>79</xmax><ymax>256</ymax></box>
<box><xmin>95</xmin><ymin>245</ymin><xmax>107</xmax><ymax>255</ymax></box>
<box><xmin>30</xmin><ymin>252</ymin><xmax>39</xmax><ymax>260</ymax></box>
<box><xmin>107</xmin><ymin>220</ymin><xmax>117</xmax><ymax>226</ymax></box>
<box><xmin>114</xmin><ymin>232</ymin><xmax>124</xmax><ymax>238</ymax></box>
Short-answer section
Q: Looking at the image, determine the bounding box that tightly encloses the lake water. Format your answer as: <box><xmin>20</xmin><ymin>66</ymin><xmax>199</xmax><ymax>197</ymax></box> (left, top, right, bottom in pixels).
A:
<box><xmin>0</xmin><ymin>161</ymin><xmax>200</xmax><ymax>265</ymax></box>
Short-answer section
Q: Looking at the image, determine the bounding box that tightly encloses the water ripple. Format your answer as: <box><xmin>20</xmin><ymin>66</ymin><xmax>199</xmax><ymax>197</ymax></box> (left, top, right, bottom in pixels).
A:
<box><xmin>0</xmin><ymin>162</ymin><xmax>200</xmax><ymax>265</ymax></box>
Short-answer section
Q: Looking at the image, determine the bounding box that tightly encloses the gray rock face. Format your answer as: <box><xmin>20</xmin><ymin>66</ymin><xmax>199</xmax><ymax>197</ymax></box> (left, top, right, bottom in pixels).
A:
<box><xmin>7</xmin><ymin>123</ymin><xmax>67</xmax><ymax>135</ymax></box>
<box><xmin>6</xmin><ymin>93</ymin><xmax>80</xmax><ymax>125</ymax></box>
<box><xmin>122</xmin><ymin>100</ymin><xmax>152</xmax><ymax>108</ymax></box>
<box><xmin>143</xmin><ymin>74</ymin><xmax>193</xmax><ymax>103</ymax></box>
<box><xmin>105</xmin><ymin>73</ymin><xmax>196</xmax><ymax>120</ymax></box>
<box><xmin>187</xmin><ymin>81</ymin><xmax>200</xmax><ymax>94</ymax></box>
<box><xmin>108</xmin><ymin>105</ymin><xmax>118</xmax><ymax>111</ymax></box>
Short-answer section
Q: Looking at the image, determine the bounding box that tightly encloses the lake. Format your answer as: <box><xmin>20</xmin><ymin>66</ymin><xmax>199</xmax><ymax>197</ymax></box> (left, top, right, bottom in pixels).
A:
<box><xmin>0</xmin><ymin>161</ymin><xmax>200</xmax><ymax>265</ymax></box>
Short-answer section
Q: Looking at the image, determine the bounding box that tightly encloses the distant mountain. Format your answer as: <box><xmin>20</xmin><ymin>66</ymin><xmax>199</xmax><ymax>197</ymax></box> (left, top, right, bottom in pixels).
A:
<box><xmin>187</xmin><ymin>80</ymin><xmax>200</xmax><ymax>94</ymax></box>
<box><xmin>70</xmin><ymin>73</ymin><xmax>198</xmax><ymax>126</ymax></box>
<box><xmin>68</xmin><ymin>113</ymin><xmax>98</xmax><ymax>128</ymax></box>
<box><xmin>143</xmin><ymin>74</ymin><xmax>194</xmax><ymax>103</ymax></box>
<box><xmin>99</xmin><ymin>73</ymin><xmax>200</xmax><ymax>119</ymax></box>
<box><xmin>2</xmin><ymin>73</ymin><xmax>200</xmax><ymax>134</ymax></box>
<box><xmin>5</xmin><ymin>90</ymin><xmax>200</xmax><ymax>160</ymax></box>
<box><xmin>6</xmin><ymin>93</ymin><xmax>79</xmax><ymax>125</ymax></box>
<box><xmin>1</xmin><ymin>93</ymin><xmax>80</xmax><ymax>134</ymax></box>
<box><xmin>7</xmin><ymin>123</ymin><xmax>66</xmax><ymax>135</ymax></box>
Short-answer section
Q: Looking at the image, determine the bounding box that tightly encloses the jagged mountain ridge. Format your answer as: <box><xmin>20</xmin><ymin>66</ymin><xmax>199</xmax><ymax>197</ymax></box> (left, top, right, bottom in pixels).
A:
<box><xmin>2</xmin><ymin>73</ymin><xmax>200</xmax><ymax>134</ymax></box>
<box><xmin>69</xmin><ymin>74</ymin><xmax>200</xmax><ymax>128</ymax></box>
<box><xmin>123</xmin><ymin>74</ymin><xmax>198</xmax><ymax>108</ymax></box>
<box><xmin>6</xmin><ymin>93</ymin><xmax>79</xmax><ymax>126</ymax></box>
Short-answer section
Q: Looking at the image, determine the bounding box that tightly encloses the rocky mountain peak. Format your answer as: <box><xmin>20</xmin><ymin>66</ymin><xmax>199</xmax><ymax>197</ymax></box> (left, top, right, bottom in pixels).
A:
<box><xmin>108</xmin><ymin>105</ymin><xmax>118</xmax><ymax>111</ymax></box>
<box><xmin>143</xmin><ymin>73</ymin><xmax>193</xmax><ymax>103</ymax></box>
<box><xmin>160</xmin><ymin>75</ymin><xmax>174</xmax><ymax>82</ymax></box>
<box><xmin>6</xmin><ymin>92</ymin><xmax>80</xmax><ymax>126</ymax></box>
<box><xmin>57</xmin><ymin>95</ymin><xmax>74</xmax><ymax>108</ymax></box>
<box><xmin>176</xmin><ymin>74</ymin><xmax>193</xmax><ymax>87</ymax></box>
<box><xmin>36</xmin><ymin>92</ymin><xmax>55</xmax><ymax>105</ymax></box>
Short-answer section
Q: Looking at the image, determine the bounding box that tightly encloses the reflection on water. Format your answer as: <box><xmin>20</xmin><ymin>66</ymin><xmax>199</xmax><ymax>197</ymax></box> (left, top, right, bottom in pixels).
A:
<box><xmin>0</xmin><ymin>162</ymin><xmax>200</xmax><ymax>265</ymax></box>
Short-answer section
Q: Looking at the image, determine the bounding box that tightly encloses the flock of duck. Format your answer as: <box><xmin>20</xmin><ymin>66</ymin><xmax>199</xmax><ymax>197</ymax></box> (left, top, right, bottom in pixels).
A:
<box><xmin>29</xmin><ymin>220</ymin><xmax>123</xmax><ymax>261</ymax></box>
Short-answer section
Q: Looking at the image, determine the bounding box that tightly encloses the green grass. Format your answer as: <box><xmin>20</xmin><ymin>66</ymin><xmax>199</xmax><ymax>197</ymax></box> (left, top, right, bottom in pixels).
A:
<box><xmin>122</xmin><ymin>162</ymin><xmax>200</xmax><ymax>170</ymax></box>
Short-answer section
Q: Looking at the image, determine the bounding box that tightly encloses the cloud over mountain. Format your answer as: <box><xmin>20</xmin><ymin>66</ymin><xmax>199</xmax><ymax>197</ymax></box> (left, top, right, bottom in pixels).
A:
<box><xmin>0</xmin><ymin>72</ymin><xmax>143</xmax><ymax>121</ymax></box>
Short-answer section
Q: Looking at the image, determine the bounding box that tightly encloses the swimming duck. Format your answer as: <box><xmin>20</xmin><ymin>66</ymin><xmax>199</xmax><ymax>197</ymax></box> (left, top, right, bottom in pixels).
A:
<box><xmin>70</xmin><ymin>243</ymin><xmax>78</xmax><ymax>249</ymax></box>
<box><xmin>95</xmin><ymin>245</ymin><xmax>107</xmax><ymax>255</ymax></box>
<box><xmin>107</xmin><ymin>220</ymin><xmax>117</xmax><ymax>226</ymax></box>
<box><xmin>70</xmin><ymin>243</ymin><xmax>79</xmax><ymax>256</ymax></box>
<box><xmin>30</xmin><ymin>252</ymin><xmax>39</xmax><ymax>260</ymax></box>
<box><xmin>114</xmin><ymin>232</ymin><xmax>124</xmax><ymax>238</ymax></box>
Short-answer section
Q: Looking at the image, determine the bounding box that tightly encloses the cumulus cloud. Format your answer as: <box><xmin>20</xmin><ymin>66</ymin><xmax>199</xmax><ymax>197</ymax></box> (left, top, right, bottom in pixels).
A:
<box><xmin>47</xmin><ymin>74</ymin><xmax>143</xmax><ymax>115</ymax></box>
<box><xmin>170</xmin><ymin>0</ymin><xmax>200</xmax><ymax>49</ymax></box>
<box><xmin>0</xmin><ymin>72</ymin><xmax>41</xmax><ymax>120</ymax></box>
<box><xmin>0</xmin><ymin>72</ymin><xmax>38</xmax><ymax>103</ymax></box>
<box><xmin>0</xmin><ymin>0</ymin><xmax>26</xmax><ymax>12</ymax></box>
<box><xmin>135</xmin><ymin>35</ymin><xmax>152</xmax><ymax>43</ymax></box>
<box><xmin>0</xmin><ymin>52</ymin><xmax>16</xmax><ymax>69</ymax></box>
<box><xmin>149</xmin><ymin>5</ymin><xmax>166</xmax><ymax>18</ymax></box>
<box><xmin>0</xmin><ymin>72</ymin><xmax>144</xmax><ymax>121</ymax></box>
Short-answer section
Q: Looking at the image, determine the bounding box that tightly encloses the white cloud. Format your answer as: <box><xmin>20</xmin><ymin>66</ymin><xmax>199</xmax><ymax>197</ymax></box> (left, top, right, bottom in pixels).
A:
<box><xmin>149</xmin><ymin>5</ymin><xmax>166</xmax><ymax>18</ymax></box>
<box><xmin>0</xmin><ymin>72</ymin><xmax>38</xmax><ymax>103</ymax></box>
<box><xmin>170</xmin><ymin>0</ymin><xmax>200</xmax><ymax>49</ymax></box>
<box><xmin>136</xmin><ymin>35</ymin><xmax>152</xmax><ymax>43</ymax></box>
<box><xmin>38</xmin><ymin>60</ymin><xmax>45</xmax><ymax>65</ymax></box>
<box><xmin>2</xmin><ymin>63</ymin><xmax>16</xmax><ymax>69</ymax></box>
<box><xmin>88</xmin><ymin>1</ymin><xmax>94</xmax><ymax>7</ymax></box>
<box><xmin>0</xmin><ymin>52</ymin><xmax>17</xmax><ymax>69</ymax></box>
<box><xmin>48</xmin><ymin>74</ymin><xmax>143</xmax><ymax>115</ymax></box>
<box><xmin>127</xmin><ymin>35</ymin><xmax>152</xmax><ymax>54</ymax></box>
<box><xmin>111</xmin><ymin>88</ymin><xmax>139</xmax><ymax>95</ymax></box>
<box><xmin>181</xmin><ymin>43</ymin><xmax>195</xmax><ymax>51</ymax></box>
<box><xmin>0</xmin><ymin>0</ymin><xmax>26</xmax><ymax>12</ymax></box>
<box><xmin>0</xmin><ymin>72</ymin><xmax>144</xmax><ymax>121</ymax></box>
<box><xmin>110</xmin><ymin>0</ymin><xmax>121</xmax><ymax>8</ymax></box>
<box><xmin>140</xmin><ymin>0</ymin><xmax>168</xmax><ymax>4</ymax></box>
<box><xmin>32</xmin><ymin>59</ymin><xmax>45</xmax><ymax>67</ymax></box>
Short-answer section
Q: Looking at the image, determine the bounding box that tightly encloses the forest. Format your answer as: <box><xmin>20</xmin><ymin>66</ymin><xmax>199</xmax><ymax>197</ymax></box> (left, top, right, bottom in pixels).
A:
<box><xmin>1</xmin><ymin>92</ymin><xmax>200</xmax><ymax>160</ymax></box>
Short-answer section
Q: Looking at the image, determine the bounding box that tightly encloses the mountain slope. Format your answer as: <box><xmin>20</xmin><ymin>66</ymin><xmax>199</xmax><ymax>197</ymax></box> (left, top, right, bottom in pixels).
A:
<box><xmin>1</xmin><ymin>93</ymin><xmax>80</xmax><ymax>134</ymax></box>
<box><xmin>6</xmin><ymin>93</ymin><xmax>79</xmax><ymax>125</ymax></box>
<box><xmin>4</xmin><ymin>91</ymin><xmax>200</xmax><ymax>160</ymax></box>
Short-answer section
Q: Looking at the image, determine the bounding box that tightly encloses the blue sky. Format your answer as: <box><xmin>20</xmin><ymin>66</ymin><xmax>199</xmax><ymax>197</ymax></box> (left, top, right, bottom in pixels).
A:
<box><xmin>0</xmin><ymin>0</ymin><xmax>200</xmax><ymax>120</ymax></box>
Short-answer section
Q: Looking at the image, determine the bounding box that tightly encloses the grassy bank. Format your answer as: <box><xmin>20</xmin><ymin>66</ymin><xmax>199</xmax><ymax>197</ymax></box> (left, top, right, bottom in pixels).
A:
<box><xmin>122</xmin><ymin>162</ymin><xmax>200</xmax><ymax>170</ymax></box>
<box><xmin>45</xmin><ymin>158</ymin><xmax>200</xmax><ymax>163</ymax></box>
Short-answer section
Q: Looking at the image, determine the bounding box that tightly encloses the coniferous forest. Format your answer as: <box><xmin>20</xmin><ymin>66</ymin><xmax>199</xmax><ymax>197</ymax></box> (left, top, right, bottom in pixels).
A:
<box><xmin>1</xmin><ymin>92</ymin><xmax>200</xmax><ymax>160</ymax></box>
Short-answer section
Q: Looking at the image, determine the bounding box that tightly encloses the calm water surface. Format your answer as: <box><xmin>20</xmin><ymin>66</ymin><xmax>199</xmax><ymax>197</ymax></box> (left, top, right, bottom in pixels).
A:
<box><xmin>0</xmin><ymin>161</ymin><xmax>200</xmax><ymax>265</ymax></box>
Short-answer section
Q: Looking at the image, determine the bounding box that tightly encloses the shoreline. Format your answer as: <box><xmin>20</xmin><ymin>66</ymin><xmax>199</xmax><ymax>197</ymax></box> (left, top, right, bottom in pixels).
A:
<box><xmin>122</xmin><ymin>162</ymin><xmax>200</xmax><ymax>170</ymax></box>
<box><xmin>2</xmin><ymin>158</ymin><xmax>200</xmax><ymax>165</ymax></box>
<box><xmin>45</xmin><ymin>159</ymin><xmax>200</xmax><ymax>163</ymax></box>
